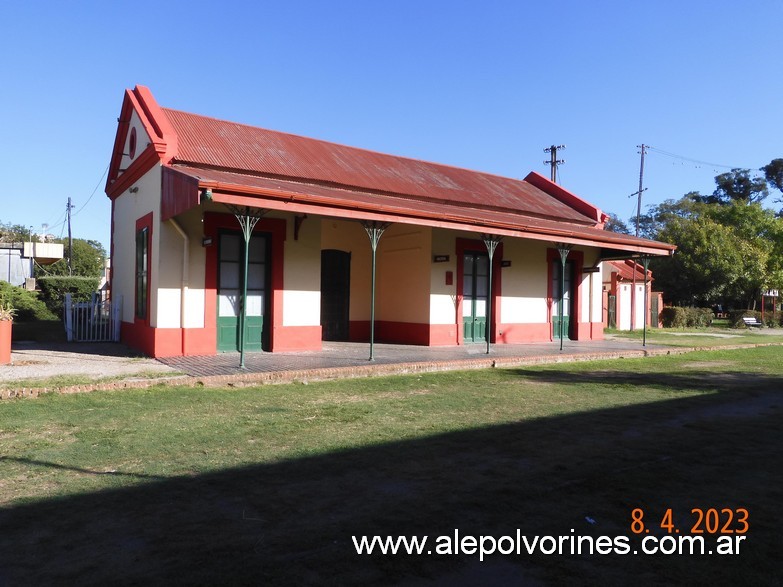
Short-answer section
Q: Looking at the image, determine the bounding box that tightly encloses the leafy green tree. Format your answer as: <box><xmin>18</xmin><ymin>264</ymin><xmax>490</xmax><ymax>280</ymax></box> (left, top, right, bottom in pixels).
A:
<box><xmin>41</xmin><ymin>239</ymin><xmax>106</xmax><ymax>278</ymax></box>
<box><xmin>710</xmin><ymin>168</ymin><xmax>768</xmax><ymax>204</ymax></box>
<box><xmin>0</xmin><ymin>220</ymin><xmax>32</xmax><ymax>243</ymax></box>
<box><xmin>761</xmin><ymin>158</ymin><xmax>783</xmax><ymax>193</ymax></box>
<box><xmin>603</xmin><ymin>213</ymin><xmax>631</xmax><ymax>234</ymax></box>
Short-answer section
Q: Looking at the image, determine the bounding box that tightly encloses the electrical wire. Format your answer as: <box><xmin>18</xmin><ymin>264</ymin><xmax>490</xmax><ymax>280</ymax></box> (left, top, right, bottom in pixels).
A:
<box><xmin>73</xmin><ymin>163</ymin><xmax>110</xmax><ymax>216</ymax></box>
<box><xmin>646</xmin><ymin>147</ymin><xmax>752</xmax><ymax>172</ymax></box>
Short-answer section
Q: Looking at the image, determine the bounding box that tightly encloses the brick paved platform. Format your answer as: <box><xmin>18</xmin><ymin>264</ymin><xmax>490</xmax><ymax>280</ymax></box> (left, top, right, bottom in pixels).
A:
<box><xmin>158</xmin><ymin>338</ymin><xmax>669</xmax><ymax>382</ymax></box>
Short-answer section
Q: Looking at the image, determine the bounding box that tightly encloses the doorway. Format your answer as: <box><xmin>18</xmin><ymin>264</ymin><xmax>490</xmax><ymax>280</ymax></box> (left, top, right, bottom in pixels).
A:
<box><xmin>216</xmin><ymin>231</ymin><xmax>269</xmax><ymax>352</ymax></box>
<box><xmin>463</xmin><ymin>252</ymin><xmax>489</xmax><ymax>343</ymax></box>
<box><xmin>321</xmin><ymin>249</ymin><xmax>351</xmax><ymax>341</ymax></box>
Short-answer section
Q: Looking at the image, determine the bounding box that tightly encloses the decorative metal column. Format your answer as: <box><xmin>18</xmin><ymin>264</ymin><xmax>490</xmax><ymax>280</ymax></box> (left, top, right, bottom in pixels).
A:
<box><xmin>556</xmin><ymin>244</ymin><xmax>572</xmax><ymax>352</ymax></box>
<box><xmin>361</xmin><ymin>220</ymin><xmax>390</xmax><ymax>361</ymax></box>
<box><xmin>227</xmin><ymin>204</ymin><xmax>268</xmax><ymax>369</ymax></box>
<box><xmin>481</xmin><ymin>234</ymin><xmax>503</xmax><ymax>355</ymax></box>
<box><xmin>641</xmin><ymin>257</ymin><xmax>650</xmax><ymax>347</ymax></box>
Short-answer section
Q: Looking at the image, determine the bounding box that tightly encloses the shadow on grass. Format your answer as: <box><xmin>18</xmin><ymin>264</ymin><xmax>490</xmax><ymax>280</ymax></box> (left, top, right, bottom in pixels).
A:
<box><xmin>513</xmin><ymin>369</ymin><xmax>783</xmax><ymax>394</ymax></box>
<box><xmin>0</xmin><ymin>377</ymin><xmax>780</xmax><ymax>585</ymax></box>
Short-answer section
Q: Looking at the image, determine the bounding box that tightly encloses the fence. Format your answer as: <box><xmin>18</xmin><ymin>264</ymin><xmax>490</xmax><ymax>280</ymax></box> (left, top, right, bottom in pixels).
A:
<box><xmin>64</xmin><ymin>294</ymin><xmax>122</xmax><ymax>342</ymax></box>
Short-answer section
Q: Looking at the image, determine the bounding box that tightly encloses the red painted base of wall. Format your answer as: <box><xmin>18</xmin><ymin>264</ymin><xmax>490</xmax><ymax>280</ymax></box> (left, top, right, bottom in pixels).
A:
<box><xmin>122</xmin><ymin>321</ymin><xmax>218</xmax><ymax>358</ymax></box>
<box><xmin>272</xmin><ymin>325</ymin><xmax>322</xmax><ymax>352</ymax></box>
<box><xmin>122</xmin><ymin>322</ymin><xmax>323</xmax><ymax>357</ymax></box>
<box><xmin>495</xmin><ymin>323</ymin><xmax>551</xmax><ymax>344</ymax></box>
<box><xmin>349</xmin><ymin>321</ymin><xmax>457</xmax><ymax>346</ymax></box>
<box><xmin>347</xmin><ymin>321</ymin><xmax>608</xmax><ymax>346</ymax></box>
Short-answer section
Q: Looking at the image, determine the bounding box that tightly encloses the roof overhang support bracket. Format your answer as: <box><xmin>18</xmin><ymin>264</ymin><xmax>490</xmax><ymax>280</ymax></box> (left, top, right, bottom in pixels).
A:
<box><xmin>481</xmin><ymin>234</ymin><xmax>503</xmax><ymax>355</ymax></box>
<box><xmin>362</xmin><ymin>220</ymin><xmax>391</xmax><ymax>361</ymax></box>
<box><xmin>555</xmin><ymin>243</ymin><xmax>573</xmax><ymax>352</ymax></box>
<box><xmin>227</xmin><ymin>204</ymin><xmax>269</xmax><ymax>369</ymax></box>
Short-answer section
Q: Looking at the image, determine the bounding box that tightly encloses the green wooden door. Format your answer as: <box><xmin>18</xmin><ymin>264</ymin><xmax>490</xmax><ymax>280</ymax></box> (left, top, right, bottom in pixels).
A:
<box><xmin>217</xmin><ymin>232</ymin><xmax>268</xmax><ymax>352</ymax></box>
<box><xmin>551</xmin><ymin>260</ymin><xmax>573</xmax><ymax>341</ymax></box>
<box><xmin>463</xmin><ymin>253</ymin><xmax>489</xmax><ymax>343</ymax></box>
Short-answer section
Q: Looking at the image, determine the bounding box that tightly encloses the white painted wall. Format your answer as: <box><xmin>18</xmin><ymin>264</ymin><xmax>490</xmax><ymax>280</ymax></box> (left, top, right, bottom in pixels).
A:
<box><xmin>430</xmin><ymin>229</ymin><xmax>457</xmax><ymax>325</ymax></box>
<box><xmin>579</xmin><ymin>250</ymin><xmax>603</xmax><ymax>325</ymax></box>
<box><xmin>498</xmin><ymin>238</ymin><xmax>549</xmax><ymax>324</ymax></box>
<box><xmin>618</xmin><ymin>283</ymin><xmax>631</xmax><ymax>330</ymax></box>
<box><xmin>156</xmin><ymin>207</ymin><xmax>206</xmax><ymax>329</ymax></box>
<box><xmin>111</xmin><ymin>165</ymin><xmax>161</xmax><ymax>324</ymax></box>
<box><xmin>282</xmin><ymin>212</ymin><xmax>321</xmax><ymax>327</ymax></box>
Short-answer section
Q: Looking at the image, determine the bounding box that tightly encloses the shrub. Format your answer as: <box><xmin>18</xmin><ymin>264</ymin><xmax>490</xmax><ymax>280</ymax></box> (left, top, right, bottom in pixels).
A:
<box><xmin>37</xmin><ymin>276</ymin><xmax>101</xmax><ymax>318</ymax></box>
<box><xmin>0</xmin><ymin>281</ymin><xmax>57</xmax><ymax>321</ymax></box>
<box><xmin>660</xmin><ymin>306</ymin><xmax>713</xmax><ymax>328</ymax></box>
<box><xmin>660</xmin><ymin>306</ymin><xmax>687</xmax><ymax>328</ymax></box>
<box><xmin>692</xmin><ymin>307</ymin><xmax>714</xmax><ymax>328</ymax></box>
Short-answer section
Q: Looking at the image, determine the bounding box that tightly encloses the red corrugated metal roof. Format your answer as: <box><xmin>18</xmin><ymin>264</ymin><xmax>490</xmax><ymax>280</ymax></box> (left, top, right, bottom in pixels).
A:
<box><xmin>171</xmin><ymin>165</ymin><xmax>675</xmax><ymax>255</ymax></box>
<box><xmin>608</xmin><ymin>260</ymin><xmax>652</xmax><ymax>281</ymax></box>
<box><xmin>162</xmin><ymin>108</ymin><xmax>594</xmax><ymax>224</ymax></box>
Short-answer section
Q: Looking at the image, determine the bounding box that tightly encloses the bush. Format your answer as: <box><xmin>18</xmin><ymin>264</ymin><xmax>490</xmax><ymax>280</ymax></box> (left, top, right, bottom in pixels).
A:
<box><xmin>728</xmin><ymin>310</ymin><xmax>763</xmax><ymax>329</ymax></box>
<box><xmin>660</xmin><ymin>306</ymin><xmax>713</xmax><ymax>328</ymax></box>
<box><xmin>660</xmin><ymin>306</ymin><xmax>686</xmax><ymax>328</ymax></box>
<box><xmin>0</xmin><ymin>281</ymin><xmax>58</xmax><ymax>321</ymax></box>
<box><xmin>37</xmin><ymin>276</ymin><xmax>101</xmax><ymax>318</ymax></box>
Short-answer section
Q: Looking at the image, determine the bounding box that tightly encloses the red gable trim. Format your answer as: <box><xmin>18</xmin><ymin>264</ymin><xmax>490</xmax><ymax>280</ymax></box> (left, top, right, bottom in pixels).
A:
<box><xmin>105</xmin><ymin>86</ymin><xmax>179</xmax><ymax>199</ymax></box>
<box><xmin>524</xmin><ymin>171</ymin><xmax>606</xmax><ymax>226</ymax></box>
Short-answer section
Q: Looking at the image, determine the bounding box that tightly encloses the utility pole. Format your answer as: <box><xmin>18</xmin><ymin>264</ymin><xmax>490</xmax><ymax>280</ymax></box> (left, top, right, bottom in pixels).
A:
<box><xmin>630</xmin><ymin>144</ymin><xmax>648</xmax><ymax>331</ymax></box>
<box><xmin>66</xmin><ymin>197</ymin><xmax>75</xmax><ymax>275</ymax></box>
<box><xmin>543</xmin><ymin>145</ymin><xmax>566</xmax><ymax>183</ymax></box>
<box><xmin>635</xmin><ymin>144</ymin><xmax>647</xmax><ymax>237</ymax></box>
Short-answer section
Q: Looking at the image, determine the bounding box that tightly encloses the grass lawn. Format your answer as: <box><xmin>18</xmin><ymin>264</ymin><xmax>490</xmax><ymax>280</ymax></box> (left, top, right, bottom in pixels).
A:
<box><xmin>0</xmin><ymin>346</ymin><xmax>781</xmax><ymax>585</ymax></box>
<box><xmin>607</xmin><ymin>326</ymin><xmax>783</xmax><ymax>347</ymax></box>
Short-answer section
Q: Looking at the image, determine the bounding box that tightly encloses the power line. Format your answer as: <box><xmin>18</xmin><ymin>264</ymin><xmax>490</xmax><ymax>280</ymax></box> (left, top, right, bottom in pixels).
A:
<box><xmin>645</xmin><ymin>146</ymin><xmax>752</xmax><ymax>171</ymax></box>
<box><xmin>73</xmin><ymin>163</ymin><xmax>110</xmax><ymax>216</ymax></box>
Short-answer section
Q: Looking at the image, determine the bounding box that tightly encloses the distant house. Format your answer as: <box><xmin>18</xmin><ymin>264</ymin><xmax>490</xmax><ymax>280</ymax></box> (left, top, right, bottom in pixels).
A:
<box><xmin>104</xmin><ymin>85</ymin><xmax>675</xmax><ymax>358</ymax></box>
<box><xmin>0</xmin><ymin>241</ymin><xmax>64</xmax><ymax>288</ymax></box>
<box><xmin>602</xmin><ymin>260</ymin><xmax>663</xmax><ymax>329</ymax></box>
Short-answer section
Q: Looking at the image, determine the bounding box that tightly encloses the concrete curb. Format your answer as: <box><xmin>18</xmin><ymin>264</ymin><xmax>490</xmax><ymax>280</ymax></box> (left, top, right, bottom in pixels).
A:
<box><xmin>1</xmin><ymin>342</ymin><xmax>781</xmax><ymax>400</ymax></box>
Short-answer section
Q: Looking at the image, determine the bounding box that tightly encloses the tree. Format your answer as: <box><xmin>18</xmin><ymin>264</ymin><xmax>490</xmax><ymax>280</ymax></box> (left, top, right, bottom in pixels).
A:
<box><xmin>761</xmin><ymin>158</ymin><xmax>783</xmax><ymax>193</ymax></box>
<box><xmin>42</xmin><ymin>239</ymin><xmax>106</xmax><ymax>278</ymax></box>
<box><xmin>710</xmin><ymin>168</ymin><xmax>768</xmax><ymax>204</ymax></box>
<box><xmin>647</xmin><ymin>197</ymin><xmax>783</xmax><ymax>308</ymax></box>
<box><xmin>603</xmin><ymin>213</ymin><xmax>631</xmax><ymax>234</ymax></box>
<box><xmin>0</xmin><ymin>220</ymin><xmax>31</xmax><ymax>243</ymax></box>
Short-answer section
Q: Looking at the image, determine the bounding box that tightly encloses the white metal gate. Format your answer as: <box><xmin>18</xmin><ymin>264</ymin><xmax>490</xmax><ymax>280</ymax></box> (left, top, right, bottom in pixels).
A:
<box><xmin>64</xmin><ymin>294</ymin><xmax>122</xmax><ymax>342</ymax></box>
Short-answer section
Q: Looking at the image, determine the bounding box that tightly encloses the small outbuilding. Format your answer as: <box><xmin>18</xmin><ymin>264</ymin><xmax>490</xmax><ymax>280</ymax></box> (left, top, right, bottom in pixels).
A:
<box><xmin>105</xmin><ymin>86</ymin><xmax>674</xmax><ymax>358</ymax></box>
<box><xmin>602</xmin><ymin>260</ymin><xmax>663</xmax><ymax>330</ymax></box>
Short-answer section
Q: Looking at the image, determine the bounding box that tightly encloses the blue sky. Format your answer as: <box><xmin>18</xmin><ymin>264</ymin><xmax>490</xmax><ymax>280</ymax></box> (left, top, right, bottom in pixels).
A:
<box><xmin>2</xmin><ymin>1</ymin><xmax>781</xmax><ymax>249</ymax></box>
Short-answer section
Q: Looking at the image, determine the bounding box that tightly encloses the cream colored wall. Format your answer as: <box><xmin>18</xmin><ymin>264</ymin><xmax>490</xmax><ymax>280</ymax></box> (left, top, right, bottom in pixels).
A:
<box><xmin>156</xmin><ymin>207</ymin><xmax>206</xmax><ymax>329</ymax></box>
<box><xmin>281</xmin><ymin>212</ymin><xmax>321</xmax><ymax>327</ymax></box>
<box><xmin>120</xmin><ymin>110</ymin><xmax>151</xmax><ymax>172</ymax></box>
<box><xmin>376</xmin><ymin>225</ymin><xmax>430</xmax><ymax>323</ymax></box>
<box><xmin>320</xmin><ymin>221</ymin><xmax>431</xmax><ymax>323</ymax></box>
<box><xmin>112</xmin><ymin>165</ymin><xmax>162</xmax><ymax>324</ymax></box>
<box><xmin>430</xmin><ymin>229</ymin><xmax>457</xmax><ymax>325</ymax></box>
<box><xmin>498</xmin><ymin>238</ymin><xmax>550</xmax><ymax>324</ymax></box>
<box><xmin>321</xmin><ymin>219</ymin><xmax>372</xmax><ymax>321</ymax></box>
